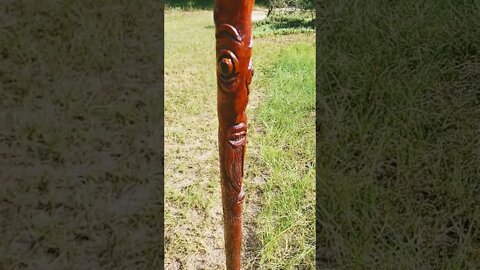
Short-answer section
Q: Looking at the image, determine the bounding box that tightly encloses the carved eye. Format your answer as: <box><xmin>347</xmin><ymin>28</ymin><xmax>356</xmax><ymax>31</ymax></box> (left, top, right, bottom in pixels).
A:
<box><xmin>218</xmin><ymin>57</ymin><xmax>234</xmax><ymax>77</ymax></box>
<box><xmin>217</xmin><ymin>49</ymin><xmax>239</xmax><ymax>83</ymax></box>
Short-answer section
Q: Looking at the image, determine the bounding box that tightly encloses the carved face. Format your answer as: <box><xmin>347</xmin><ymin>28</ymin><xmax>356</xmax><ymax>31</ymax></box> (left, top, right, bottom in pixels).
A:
<box><xmin>216</xmin><ymin>23</ymin><xmax>253</xmax><ymax>101</ymax></box>
<box><xmin>215</xmin><ymin>15</ymin><xmax>253</xmax><ymax>210</ymax></box>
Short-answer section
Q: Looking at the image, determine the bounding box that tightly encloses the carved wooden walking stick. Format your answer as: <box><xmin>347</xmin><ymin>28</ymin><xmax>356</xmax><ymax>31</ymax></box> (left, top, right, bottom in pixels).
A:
<box><xmin>214</xmin><ymin>0</ymin><xmax>254</xmax><ymax>269</ymax></box>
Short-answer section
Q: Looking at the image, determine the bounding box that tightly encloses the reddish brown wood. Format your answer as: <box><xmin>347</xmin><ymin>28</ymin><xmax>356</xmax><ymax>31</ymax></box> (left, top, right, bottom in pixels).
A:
<box><xmin>214</xmin><ymin>1</ymin><xmax>254</xmax><ymax>269</ymax></box>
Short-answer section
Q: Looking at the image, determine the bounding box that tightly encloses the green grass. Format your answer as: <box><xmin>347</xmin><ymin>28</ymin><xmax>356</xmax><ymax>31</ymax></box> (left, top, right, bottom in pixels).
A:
<box><xmin>165</xmin><ymin>9</ymin><xmax>315</xmax><ymax>269</ymax></box>
<box><xmin>254</xmin><ymin>12</ymin><xmax>315</xmax><ymax>37</ymax></box>
<box><xmin>165</xmin><ymin>0</ymin><xmax>269</xmax><ymax>9</ymax></box>
<box><xmin>165</xmin><ymin>0</ymin><xmax>213</xmax><ymax>10</ymax></box>
<box><xmin>255</xmin><ymin>43</ymin><xmax>316</xmax><ymax>268</ymax></box>
<box><xmin>0</xmin><ymin>1</ymin><xmax>163</xmax><ymax>269</ymax></box>
<box><xmin>317</xmin><ymin>0</ymin><xmax>480</xmax><ymax>268</ymax></box>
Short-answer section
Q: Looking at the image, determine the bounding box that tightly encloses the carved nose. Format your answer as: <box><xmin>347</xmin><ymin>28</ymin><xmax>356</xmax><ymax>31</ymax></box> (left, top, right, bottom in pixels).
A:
<box><xmin>219</xmin><ymin>58</ymin><xmax>234</xmax><ymax>76</ymax></box>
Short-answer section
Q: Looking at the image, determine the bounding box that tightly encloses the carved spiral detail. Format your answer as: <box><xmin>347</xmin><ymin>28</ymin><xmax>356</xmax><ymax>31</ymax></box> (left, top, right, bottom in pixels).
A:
<box><xmin>219</xmin><ymin>58</ymin><xmax>234</xmax><ymax>77</ymax></box>
<box><xmin>217</xmin><ymin>49</ymin><xmax>239</xmax><ymax>89</ymax></box>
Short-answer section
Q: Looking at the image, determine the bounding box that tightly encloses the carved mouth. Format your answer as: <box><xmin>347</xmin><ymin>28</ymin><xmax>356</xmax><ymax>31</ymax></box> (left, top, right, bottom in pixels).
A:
<box><xmin>228</xmin><ymin>123</ymin><xmax>247</xmax><ymax>148</ymax></box>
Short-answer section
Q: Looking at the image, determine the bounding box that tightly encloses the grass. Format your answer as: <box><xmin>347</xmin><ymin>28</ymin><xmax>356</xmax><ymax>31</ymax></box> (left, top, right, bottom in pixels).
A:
<box><xmin>317</xmin><ymin>0</ymin><xmax>480</xmax><ymax>268</ymax></box>
<box><xmin>255</xmin><ymin>43</ymin><xmax>316</xmax><ymax>268</ymax></box>
<box><xmin>254</xmin><ymin>12</ymin><xmax>315</xmax><ymax>37</ymax></box>
<box><xmin>165</xmin><ymin>0</ymin><xmax>269</xmax><ymax>9</ymax></box>
<box><xmin>164</xmin><ymin>8</ymin><xmax>315</xmax><ymax>270</ymax></box>
<box><xmin>0</xmin><ymin>1</ymin><xmax>163</xmax><ymax>269</ymax></box>
<box><xmin>165</xmin><ymin>0</ymin><xmax>213</xmax><ymax>10</ymax></box>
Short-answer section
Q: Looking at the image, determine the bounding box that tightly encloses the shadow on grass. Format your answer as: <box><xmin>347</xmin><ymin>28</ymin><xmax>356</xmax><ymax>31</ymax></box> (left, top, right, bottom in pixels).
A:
<box><xmin>244</xmin><ymin>220</ymin><xmax>262</xmax><ymax>269</ymax></box>
<box><xmin>254</xmin><ymin>14</ymin><xmax>315</xmax><ymax>37</ymax></box>
<box><xmin>165</xmin><ymin>0</ymin><xmax>213</xmax><ymax>9</ymax></box>
<box><xmin>264</xmin><ymin>17</ymin><xmax>315</xmax><ymax>29</ymax></box>
<box><xmin>166</xmin><ymin>0</ymin><xmax>268</xmax><ymax>10</ymax></box>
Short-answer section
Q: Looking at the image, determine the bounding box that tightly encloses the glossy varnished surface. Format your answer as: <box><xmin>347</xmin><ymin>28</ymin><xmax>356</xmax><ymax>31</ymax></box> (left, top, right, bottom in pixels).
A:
<box><xmin>214</xmin><ymin>0</ymin><xmax>254</xmax><ymax>269</ymax></box>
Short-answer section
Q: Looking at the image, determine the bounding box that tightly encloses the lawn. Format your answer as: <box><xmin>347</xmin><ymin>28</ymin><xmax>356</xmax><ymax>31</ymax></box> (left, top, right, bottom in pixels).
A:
<box><xmin>0</xmin><ymin>1</ymin><xmax>164</xmax><ymax>269</ymax></box>
<box><xmin>164</xmin><ymin>8</ymin><xmax>315</xmax><ymax>270</ymax></box>
<box><xmin>317</xmin><ymin>0</ymin><xmax>480</xmax><ymax>268</ymax></box>
<box><xmin>255</xmin><ymin>43</ymin><xmax>316</xmax><ymax>269</ymax></box>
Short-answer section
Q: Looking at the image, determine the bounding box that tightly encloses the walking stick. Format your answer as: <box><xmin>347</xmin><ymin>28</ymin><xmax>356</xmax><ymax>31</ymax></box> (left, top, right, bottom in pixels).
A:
<box><xmin>214</xmin><ymin>0</ymin><xmax>255</xmax><ymax>269</ymax></box>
